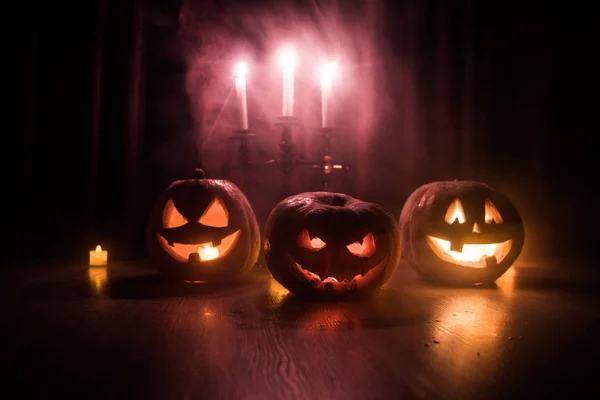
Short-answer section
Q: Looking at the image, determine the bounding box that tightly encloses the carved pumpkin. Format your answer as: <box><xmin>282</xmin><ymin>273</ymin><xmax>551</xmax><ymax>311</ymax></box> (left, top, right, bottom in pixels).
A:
<box><xmin>147</xmin><ymin>171</ymin><xmax>260</xmax><ymax>282</ymax></box>
<box><xmin>399</xmin><ymin>180</ymin><xmax>524</xmax><ymax>285</ymax></box>
<box><xmin>264</xmin><ymin>192</ymin><xmax>401</xmax><ymax>298</ymax></box>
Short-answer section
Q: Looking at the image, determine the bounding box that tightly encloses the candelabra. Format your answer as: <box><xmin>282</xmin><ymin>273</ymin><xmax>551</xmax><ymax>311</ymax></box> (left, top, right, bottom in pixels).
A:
<box><xmin>222</xmin><ymin>117</ymin><xmax>350</xmax><ymax>199</ymax></box>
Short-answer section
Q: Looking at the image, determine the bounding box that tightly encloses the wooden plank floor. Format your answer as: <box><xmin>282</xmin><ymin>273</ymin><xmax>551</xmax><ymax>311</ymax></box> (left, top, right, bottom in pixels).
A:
<box><xmin>2</xmin><ymin>260</ymin><xmax>599</xmax><ymax>399</ymax></box>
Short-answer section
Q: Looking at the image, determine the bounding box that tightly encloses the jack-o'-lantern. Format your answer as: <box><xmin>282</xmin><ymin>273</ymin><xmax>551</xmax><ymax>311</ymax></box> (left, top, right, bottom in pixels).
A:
<box><xmin>147</xmin><ymin>170</ymin><xmax>260</xmax><ymax>282</ymax></box>
<box><xmin>399</xmin><ymin>180</ymin><xmax>524</xmax><ymax>285</ymax></box>
<box><xmin>264</xmin><ymin>192</ymin><xmax>401</xmax><ymax>298</ymax></box>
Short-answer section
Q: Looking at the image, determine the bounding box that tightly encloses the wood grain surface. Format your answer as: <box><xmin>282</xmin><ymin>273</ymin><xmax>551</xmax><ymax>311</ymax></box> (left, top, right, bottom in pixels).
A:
<box><xmin>2</xmin><ymin>260</ymin><xmax>598</xmax><ymax>399</ymax></box>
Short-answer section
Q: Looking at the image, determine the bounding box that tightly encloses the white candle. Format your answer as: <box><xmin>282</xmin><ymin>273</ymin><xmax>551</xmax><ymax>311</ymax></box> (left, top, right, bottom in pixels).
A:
<box><xmin>234</xmin><ymin>62</ymin><xmax>248</xmax><ymax>130</ymax></box>
<box><xmin>280</xmin><ymin>48</ymin><xmax>296</xmax><ymax>116</ymax></box>
<box><xmin>320</xmin><ymin>62</ymin><xmax>337</xmax><ymax>128</ymax></box>
<box><xmin>89</xmin><ymin>244</ymin><xmax>108</xmax><ymax>266</ymax></box>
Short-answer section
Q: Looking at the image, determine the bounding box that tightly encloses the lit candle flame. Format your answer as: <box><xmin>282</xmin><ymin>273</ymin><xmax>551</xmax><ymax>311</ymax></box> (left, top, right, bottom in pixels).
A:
<box><xmin>198</xmin><ymin>245</ymin><xmax>219</xmax><ymax>261</ymax></box>
<box><xmin>321</xmin><ymin>61</ymin><xmax>338</xmax><ymax>82</ymax></box>
<box><xmin>235</xmin><ymin>61</ymin><xmax>248</xmax><ymax>78</ymax></box>
<box><xmin>279</xmin><ymin>48</ymin><xmax>297</xmax><ymax>69</ymax></box>
<box><xmin>95</xmin><ymin>245</ymin><xmax>102</xmax><ymax>252</ymax></box>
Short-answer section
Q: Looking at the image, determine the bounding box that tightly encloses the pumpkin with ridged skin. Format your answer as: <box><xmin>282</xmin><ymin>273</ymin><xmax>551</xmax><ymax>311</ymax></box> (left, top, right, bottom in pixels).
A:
<box><xmin>264</xmin><ymin>192</ymin><xmax>401</xmax><ymax>298</ymax></box>
<box><xmin>147</xmin><ymin>170</ymin><xmax>260</xmax><ymax>282</ymax></box>
<box><xmin>399</xmin><ymin>180</ymin><xmax>524</xmax><ymax>285</ymax></box>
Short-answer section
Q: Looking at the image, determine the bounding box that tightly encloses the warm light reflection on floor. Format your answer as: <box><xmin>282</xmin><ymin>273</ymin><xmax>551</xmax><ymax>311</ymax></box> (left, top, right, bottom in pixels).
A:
<box><xmin>268</xmin><ymin>277</ymin><xmax>290</xmax><ymax>307</ymax></box>
<box><xmin>428</xmin><ymin>269</ymin><xmax>518</xmax><ymax>380</ymax></box>
<box><xmin>88</xmin><ymin>267</ymin><xmax>108</xmax><ymax>295</ymax></box>
<box><xmin>430</xmin><ymin>294</ymin><xmax>508</xmax><ymax>377</ymax></box>
<box><xmin>495</xmin><ymin>266</ymin><xmax>516</xmax><ymax>296</ymax></box>
<box><xmin>266</xmin><ymin>277</ymin><xmax>400</xmax><ymax>330</ymax></box>
<box><xmin>296</xmin><ymin>306</ymin><xmax>362</xmax><ymax>330</ymax></box>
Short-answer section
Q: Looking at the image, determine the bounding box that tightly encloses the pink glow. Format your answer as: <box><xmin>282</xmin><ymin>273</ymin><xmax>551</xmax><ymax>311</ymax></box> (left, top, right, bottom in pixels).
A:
<box><xmin>180</xmin><ymin>1</ymin><xmax>383</xmax><ymax>193</ymax></box>
<box><xmin>320</xmin><ymin>61</ymin><xmax>338</xmax><ymax>82</ymax></box>
<box><xmin>320</xmin><ymin>61</ymin><xmax>338</xmax><ymax>128</ymax></box>
<box><xmin>234</xmin><ymin>62</ymin><xmax>249</xmax><ymax>130</ymax></box>
<box><xmin>279</xmin><ymin>47</ymin><xmax>297</xmax><ymax>116</ymax></box>
<box><xmin>278</xmin><ymin>47</ymin><xmax>297</xmax><ymax>69</ymax></box>
<box><xmin>235</xmin><ymin>61</ymin><xmax>248</xmax><ymax>78</ymax></box>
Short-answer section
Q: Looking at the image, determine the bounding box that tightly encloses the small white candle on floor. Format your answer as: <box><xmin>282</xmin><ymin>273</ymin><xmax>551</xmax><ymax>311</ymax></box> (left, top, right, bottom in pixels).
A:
<box><xmin>89</xmin><ymin>244</ymin><xmax>108</xmax><ymax>266</ymax></box>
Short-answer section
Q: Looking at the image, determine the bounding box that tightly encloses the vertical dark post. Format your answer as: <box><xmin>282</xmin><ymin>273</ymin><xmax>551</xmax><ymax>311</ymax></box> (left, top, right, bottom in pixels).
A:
<box><xmin>315</xmin><ymin>129</ymin><xmax>334</xmax><ymax>191</ymax></box>
<box><xmin>238</xmin><ymin>133</ymin><xmax>252</xmax><ymax>167</ymax></box>
<box><xmin>222</xmin><ymin>129</ymin><xmax>256</xmax><ymax>188</ymax></box>
<box><xmin>88</xmin><ymin>0</ymin><xmax>105</xmax><ymax>244</ymax></box>
<box><xmin>322</xmin><ymin>133</ymin><xmax>332</xmax><ymax>190</ymax></box>
<box><xmin>23</xmin><ymin>23</ymin><xmax>36</xmax><ymax>183</ymax></box>
<box><xmin>125</xmin><ymin>0</ymin><xmax>145</xmax><ymax>256</ymax></box>
<box><xmin>461</xmin><ymin>0</ymin><xmax>474</xmax><ymax>178</ymax></box>
<box><xmin>435</xmin><ymin>0</ymin><xmax>452</xmax><ymax>175</ymax></box>
<box><xmin>14</xmin><ymin>10</ymin><xmax>39</xmax><ymax>259</ymax></box>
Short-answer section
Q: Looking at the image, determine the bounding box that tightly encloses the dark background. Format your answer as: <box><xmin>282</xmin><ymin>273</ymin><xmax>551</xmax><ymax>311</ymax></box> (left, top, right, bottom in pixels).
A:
<box><xmin>10</xmin><ymin>0</ymin><xmax>596</xmax><ymax>264</ymax></box>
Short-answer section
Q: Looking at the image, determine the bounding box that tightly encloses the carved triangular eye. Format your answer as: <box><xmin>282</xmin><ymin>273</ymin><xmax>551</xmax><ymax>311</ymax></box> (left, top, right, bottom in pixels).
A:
<box><xmin>163</xmin><ymin>198</ymin><xmax>188</xmax><ymax>228</ymax></box>
<box><xmin>346</xmin><ymin>233</ymin><xmax>376</xmax><ymax>257</ymax></box>
<box><xmin>485</xmin><ymin>199</ymin><xmax>503</xmax><ymax>224</ymax></box>
<box><xmin>197</xmin><ymin>197</ymin><xmax>229</xmax><ymax>227</ymax></box>
<box><xmin>297</xmin><ymin>229</ymin><xmax>326</xmax><ymax>251</ymax></box>
<box><xmin>445</xmin><ymin>198</ymin><xmax>466</xmax><ymax>224</ymax></box>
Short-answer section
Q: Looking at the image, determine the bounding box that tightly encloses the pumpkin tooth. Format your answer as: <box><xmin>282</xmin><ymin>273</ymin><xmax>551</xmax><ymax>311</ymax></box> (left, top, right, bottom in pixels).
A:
<box><xmin>484</xmin><ymin>255</ymin><xmax>498</xmax><ymax>267</ymax></box>
<box><xmin>355</xmin><ymin>258</ymin><xmax>388</xmax><ymax>287</ymax></box>
<box><xmin>295</xmin><ymin>262</ymin><xmax>322</xmax><ymax>282</ymax></box>
<box><xmin>450</xmin><ymin>241</ymin><xmax>463</xmax><ymax>252</ymax></box>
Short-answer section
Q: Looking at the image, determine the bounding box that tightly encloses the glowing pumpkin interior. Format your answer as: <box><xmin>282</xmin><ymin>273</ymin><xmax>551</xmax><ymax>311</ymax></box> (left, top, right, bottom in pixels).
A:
<box><xmin>427</xmin><ymin>198</ymin><xmax>512</xmax><ymax>268</ymax></box>
<box><xmin>289</xmin><ymin>228</ymin><xmax>385</xmax><ymax>292</ymax></box>
<box><xmin>295</xmin><ymin>228</ymin><xmax>377</xmax><ymax>258</ymax></box>
<box><xmin>156</xmin><ymin>196</ymin><xmax>241</xmax><ymax>263</ymax></box>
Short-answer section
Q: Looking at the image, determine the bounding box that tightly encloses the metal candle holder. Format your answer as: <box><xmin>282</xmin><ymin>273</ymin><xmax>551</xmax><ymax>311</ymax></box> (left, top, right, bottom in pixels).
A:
<box><xmin>311</xmin><ymin>127</ymin><xmax>351</xmax><ymax>190</ymax></box>
<box><xmin>221</xmin><ymin>129</ymin><xmax>257</xmax><ymax>177</ymax></box>
<box><xmin>222</xmin><ymin>117</ymin><xmax>350</xmax><ymax>199</ymax></box>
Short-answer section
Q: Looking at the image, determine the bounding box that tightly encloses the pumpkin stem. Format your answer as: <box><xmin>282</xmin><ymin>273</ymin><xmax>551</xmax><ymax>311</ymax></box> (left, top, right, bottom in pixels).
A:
<box><xmin>194</xmin><ymin>168</ymin><xmax>206</xmax><ymax>179</ymax></box>
<box><xmin>331</xmin><ymin>194</ymin><xmax>346</xmax><ymax>206</ymax></box>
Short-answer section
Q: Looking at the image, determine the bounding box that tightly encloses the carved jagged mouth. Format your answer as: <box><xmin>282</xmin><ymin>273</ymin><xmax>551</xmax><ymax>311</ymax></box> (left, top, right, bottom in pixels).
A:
<box><xmin>290</xmin><ymin>257</ymin><xmax>388</xmax><ymax>293</ymax></box>
<box><xmin>156</xmin><ymin>230</ymin><xmax>241</xmax><ymax>263</ymax></box>
<box><xmin>426</xmin><ymin>236</ymin><xmax>512</xmax><ymax>269</ymax></box>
